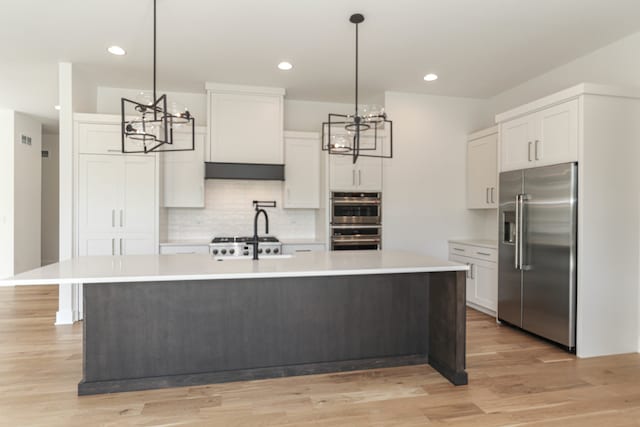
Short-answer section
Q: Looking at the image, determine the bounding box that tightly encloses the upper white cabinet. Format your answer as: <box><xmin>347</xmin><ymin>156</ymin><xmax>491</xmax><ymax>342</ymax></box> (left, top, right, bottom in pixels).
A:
<box><xmin>77</xmin><ymin>122</ymin><xmax>124</xmax><ymax>154</ymax></box>
<box><xmin>206</xmin><ymin>83</ymin><xmax>285</xmax><ymax>164</ymax></box>
<box><xmin>162</xmin><ymin>127</ymin><xmax>206</xmax><ymax>208</ymax></box>
<box><xmin>467</xmin><ymin>127</ymin><xmax>498</xmax><ymax>209</ymax></box>
<box><xmin>499</xmin><ymin>99</ymin><xmax>578</xmax><ymax>172</ymax></box>
<box><xmin>283</xmin><ymin>131</ymin><xmax>320</xmax><ymax>209</ymax></box>
<box><xmin>329</xmin><ymin>155</ymin><xmax>382</xmax><ymax>191</ymax></box>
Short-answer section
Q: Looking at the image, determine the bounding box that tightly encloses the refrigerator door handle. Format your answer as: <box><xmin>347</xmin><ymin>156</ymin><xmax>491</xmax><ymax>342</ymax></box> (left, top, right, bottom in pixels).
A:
<box><xmin>518</xmin><ymin>194</ymin><xmax>528</xmax><ymax>270</ymax></box>
<box><xmin>514</xmin><ymin>194</ymin><xmax>521</xmax><ymax>270</ymax></box>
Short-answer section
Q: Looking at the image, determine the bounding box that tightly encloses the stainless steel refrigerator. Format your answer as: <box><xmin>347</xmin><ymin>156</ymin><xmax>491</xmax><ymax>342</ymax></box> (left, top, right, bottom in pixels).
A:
<box><xmin>498</xmin><ymin>162</ymin><xmax>577</xmax><ymax>350</ymax></box>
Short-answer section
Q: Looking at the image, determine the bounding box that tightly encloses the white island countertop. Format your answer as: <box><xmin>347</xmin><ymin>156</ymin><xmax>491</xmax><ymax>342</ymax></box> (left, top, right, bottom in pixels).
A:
<box><xmin>1</xmin><ymin>251</ymin><xmax>469</xmax><ymax>285</ymax></box>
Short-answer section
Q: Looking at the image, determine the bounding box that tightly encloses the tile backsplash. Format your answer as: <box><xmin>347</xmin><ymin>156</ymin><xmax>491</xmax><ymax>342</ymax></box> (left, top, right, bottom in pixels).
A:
<box><xmin>165</xmin><ymin>180</ymin><xmax>316</xmax><ymax>241</ymax></box>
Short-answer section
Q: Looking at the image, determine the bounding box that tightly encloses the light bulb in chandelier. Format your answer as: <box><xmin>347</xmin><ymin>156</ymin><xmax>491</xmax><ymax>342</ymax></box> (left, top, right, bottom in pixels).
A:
<box><xmin>329</xmin><ymin>134</ymin><xmax>352</xmax><ymax>153</ymax></box>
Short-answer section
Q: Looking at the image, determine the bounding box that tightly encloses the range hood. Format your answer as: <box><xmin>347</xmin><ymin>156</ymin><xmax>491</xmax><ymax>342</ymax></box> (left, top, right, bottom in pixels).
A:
<box><xmin>205</xmin><ymin>162</ymin><xmax>284</xmax><ymax>181</ymax></box>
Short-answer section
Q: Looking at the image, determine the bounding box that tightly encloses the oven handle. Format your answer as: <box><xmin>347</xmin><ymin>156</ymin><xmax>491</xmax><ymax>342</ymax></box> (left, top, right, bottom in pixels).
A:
<box><xmin>332</xmin><ymin>199</ymin><xmax>381</xmax><ymax>205</ymax></box>
<box><xmin>331</xmin><ymin>237</ymin><xmax>381</xmax><ymax>243</ymax></box>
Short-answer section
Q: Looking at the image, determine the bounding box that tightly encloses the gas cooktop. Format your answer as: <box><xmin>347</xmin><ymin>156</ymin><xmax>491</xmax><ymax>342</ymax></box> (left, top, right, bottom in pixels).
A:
<box><xmin>211</xmin><ymin>236</ymin><xmax>279</xmax><ymax>244</ymax></box>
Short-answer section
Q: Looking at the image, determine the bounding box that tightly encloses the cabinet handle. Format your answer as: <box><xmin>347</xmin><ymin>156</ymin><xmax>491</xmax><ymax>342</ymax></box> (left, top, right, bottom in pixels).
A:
<box><xmin>120</xmin><ymin>209</ymin><xmax>124</xmax><ymax>227</ymax></box>
<box><xmin>470</xmin><ymin>263</ymin><xmax>475</xmax><ymax>279</ymax></box>
<box><xmin>119</xmin><ymin>238</ymin><xmax>123</xmax><ymax>255</ymax></box>
<box><xmin>111</xmin><ymin>209</ymin><xmax>115</xmax><ymax>227</ymax></box>
<box><xmin>486</xmin><ymin>187</ymin><xmax>490</xmax><ymax>204</ymax></box>
<box><xmin>453</xmin><ymin>248</ymin><xmax>465</xmax><ymax>252</ymax></box>
<box><xmin>528</xmin><ymin>141</ymin><xmax>533</xmax><ymax>161</ymax></box>
<box><xmin>491</xmin><ymin>187</ymin><xmax>495</xmax><ymax>204</ymax></box>
<box><xmin>112</xmin><ymin>238</ymin><xmax>115</xmax><ymax>256</ymax></box>
<box><xmin>477</xmin><ymin>251</ymin><xmax>491</xmax><ymax>256</ymax></box>
<box><xmin>535</xmin><ymin>140</ymin><xmax>540</xmax><ymax>160</ymax></box>
<box><xmin>107</xmin><ymin>149</ymin><xmax>121</xmax><ymax>153</ymax></box>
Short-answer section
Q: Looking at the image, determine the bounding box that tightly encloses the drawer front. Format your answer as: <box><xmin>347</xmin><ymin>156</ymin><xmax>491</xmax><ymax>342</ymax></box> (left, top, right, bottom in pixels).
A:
<box><xmin>282</xmin><ymin>243</ymin><xmax>326</xmax><ymax>255</ymax></box>
<box><xmin>470</xmin><ymin>247</ymin><xmax>497</xmax><ymax>263</ymax></box>
<box><xmin>449</xmin><ymin>244</ymin><xmax>497</xmax><ymax>263</ymax></box>
<box><xmin>160</xmin><ymin>245</ymin><xmax>209</xmax><ymax>255</ymax></box>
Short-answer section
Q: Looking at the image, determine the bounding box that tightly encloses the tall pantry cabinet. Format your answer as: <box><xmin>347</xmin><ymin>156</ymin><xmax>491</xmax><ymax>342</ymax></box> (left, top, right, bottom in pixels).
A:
<box><xmin>74</xmin><ymin>115</ymin><xmax>159</xmax><ymax>257</ymax></box>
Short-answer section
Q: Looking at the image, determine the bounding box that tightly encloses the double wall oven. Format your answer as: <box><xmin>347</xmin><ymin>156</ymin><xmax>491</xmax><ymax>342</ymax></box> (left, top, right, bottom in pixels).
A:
<box><xmin>330</xmin><ymin>192</ymin><xmax>382</xmax><ymax>251</ymax></box>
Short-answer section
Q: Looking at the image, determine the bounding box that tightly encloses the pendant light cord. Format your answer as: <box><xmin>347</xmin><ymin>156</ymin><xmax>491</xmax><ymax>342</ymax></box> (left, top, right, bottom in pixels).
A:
<box><xmin>153</xmin><ymin>0</ymin><xmax>157</xmax><ymax>106</ymax></box>
<box><xmin>355</xmin><ymin>22</ymin><xmax>358</xmax><ymax>118</ymax></box>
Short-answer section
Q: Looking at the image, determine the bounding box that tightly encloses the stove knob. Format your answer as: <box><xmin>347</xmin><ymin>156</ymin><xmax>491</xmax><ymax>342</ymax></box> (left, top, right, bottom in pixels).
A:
<box><xmin>229</xmin><ymin>249</ymin><xmax>235</xmax><ymax>255</ymax></box>
<box><xmin>212</xmin><ymin>249</ymin><xmax>219</xmax><ymax>255</ymax></box>
<box><xmin>243</xmin><ymin>251</ymin><xmax>249</xmax><ymax>256</ymax></box>
<box><xmin>265</xmin><ymin>248</ymin><xmax>271</xmax><ymax>254</ymax></box>
<box><xmin>273</xmin><ymin>248</ymin><xmax>279</xmax><ymax>254</ymax></box>
<box><xmin>221</xmin><ymin>249</ymin><xmax>227</xmax><ymax>255</ymax></box>
<box><xmin>258</xmin><ymin>248</ymin><xmax>263</xmax><ymax>254</ymax></box>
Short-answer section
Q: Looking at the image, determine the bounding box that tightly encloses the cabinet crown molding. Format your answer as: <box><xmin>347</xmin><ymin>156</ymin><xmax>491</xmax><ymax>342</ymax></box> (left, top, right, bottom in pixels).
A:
<box><xmin>205</xmin><ymin>82</ymin><xmax>285</xmax><ymax>96</ymax></box>
<box><xmin>495</xmin><ymin>83</ymin><xmax>640</xmax><ymax>124</ymax></box>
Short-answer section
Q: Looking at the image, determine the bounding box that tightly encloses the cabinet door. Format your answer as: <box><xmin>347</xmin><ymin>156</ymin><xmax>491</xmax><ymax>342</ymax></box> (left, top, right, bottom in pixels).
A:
<box><xmin>284</xmin><ymin>134</ymin><xmax>320</xmax><ymax>208</ymax></box>
<box><xmin>534</xmin><ymin>99</ymin><xmax>579</xmax><ymax>168</ymax></box>
<box><xmin>500</xmin><ymin>115</ymin><xmax>535</xmax><ymax>172</ymax></box>
<box><xmin>329</xmin><ymin>155</ymin><xmax>357</xmax><ymax>191</ymax></box>
<box><xmin>78</xmin><ymin>235</ymin><xmax>117</xmax><ymax>256</ymax></box>
<box><xmin>209</xmin><ymin>93</ymin><xmax>283</xmax><ymax>164</ymax></box>
<box><xmin>120</xmin><ymin>236</ymin><xmax>156</xmax><ymax>255</ymax></box>
<box><xmin>356</xmin><ymin>156</ymin><xmax>383</xmax><ymax>191</ymax></box>
<box><xmin>78</xmin><ymin>155</ymin><xmax>123</xmax><ymax>234</ymax></box>
<box><xmin>472</xmin><ymin>260</ymin><xmax>498</xmax><ymax>312</ymax></box>
<box><xmin>77</xmin><ymin>123</ymin><xmax>123</xmax><ymax>154</ymax></box>
<box><xmin>162</xmin><ymin>128</ymin><xmax>205</xmax><ymax>208</ymax></box>
<box><xmin>449</xmin><ymin>254</ymin><xmax>476</xmax><ymax>305</ymax></box>
<box><xmin>467</xmin><ymin>133</ymin><xmax>497</xmax><ymax>209</ymax></box>
<box><xmin>122</xmin><ymin>156</ymin><xmax>156</xmax><ymax>234</ymax></box>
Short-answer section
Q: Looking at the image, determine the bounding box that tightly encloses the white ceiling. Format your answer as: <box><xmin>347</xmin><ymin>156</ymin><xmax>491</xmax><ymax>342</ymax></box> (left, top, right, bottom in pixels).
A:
<box><xmin>2</xmin><ymin>0</ymin><xmax>640</xmax><ymax>133</ymax></box>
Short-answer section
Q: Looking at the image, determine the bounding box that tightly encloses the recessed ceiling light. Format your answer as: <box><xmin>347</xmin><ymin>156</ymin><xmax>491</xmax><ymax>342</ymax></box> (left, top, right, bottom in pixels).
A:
<box><xmin>278</xmin><ymin>61</ymin><xmax>293</xmax><ymax>71</ymax></box>
<box><xmin>54</xmin><ymin>105</ymin><xmax>61</xmax><ymax>111</ymax></box>
<box><xmin>107</xmin><ymin>45</ymin><xmax>126</xmax><ymax>56</ymax></box>
<box><xmin>423</xmin><ymin>73</ymin><xmax>438</xmax><ymax>82</ymax></box>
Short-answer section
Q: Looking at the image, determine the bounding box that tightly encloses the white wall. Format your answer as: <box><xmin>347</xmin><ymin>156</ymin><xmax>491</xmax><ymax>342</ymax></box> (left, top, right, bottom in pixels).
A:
<box><xmin>12</xmin><ymin>113</ymin><xmax>42</xmax><ymax>274</ymax></box>
<box><xmin>97</xmin><ymin>86</ymin><xmax>207</xmax><ymax>119</ymax></box>
<box><xmin>382</xmin><ymin>92</ymin><xmax>494</xmax><ymax>259</ymax></box>
<box><xmin>0</xmin><ymin>111</ymin><xmax>15</xmax><ymax>279</ymax></box>
<box><xmin>41</xmin><ymin>133</ymin><xmax>59</xmax><ymax>265</ymax></box>
<box><xmin>490</xmin><ymin>31</ymin><xmax>640</xmax><ymax>114</ymax></box>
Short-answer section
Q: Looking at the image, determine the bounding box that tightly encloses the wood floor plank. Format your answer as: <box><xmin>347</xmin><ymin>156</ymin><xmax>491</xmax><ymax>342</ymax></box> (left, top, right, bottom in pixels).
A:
<box><xmin>1</xmin><ymin>285</ymin><xmax>639</xmax><ymax>426</ymax></box>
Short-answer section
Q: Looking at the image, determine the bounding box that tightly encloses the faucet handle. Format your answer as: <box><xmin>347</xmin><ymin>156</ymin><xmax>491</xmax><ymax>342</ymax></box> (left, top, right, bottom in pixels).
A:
<box><xmin>253</xmin><ymin>200</ymin><xmax>277</xmax><ymax>209</ymax></box>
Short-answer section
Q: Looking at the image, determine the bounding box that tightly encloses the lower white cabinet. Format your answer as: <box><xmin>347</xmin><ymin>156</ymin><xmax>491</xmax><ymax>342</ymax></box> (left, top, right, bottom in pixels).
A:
<box><xmin>283</xmin><ymin>131</ymin><xmax>320</xmax><ymax>209</ymax></box>
<box><xmin>281</xmin><ymin>242</ymin><xmax>326</xmax><ymax>255</ymax></box>
<box><xmin>449</xmin><ymin>242</ymin><xmax>497</xmax><ymax>315</ymax></box>
<box><xmin>159</xmin><ymin>244</ymin><xmax>210</xmax><ymax>255</ymax></box>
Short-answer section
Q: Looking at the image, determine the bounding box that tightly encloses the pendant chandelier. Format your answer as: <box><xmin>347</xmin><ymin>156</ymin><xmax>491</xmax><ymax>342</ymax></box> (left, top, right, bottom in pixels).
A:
<box><xmin>322</xmin><ymin>13</ymin><xmax>393</xmax><ymax>164</ymax></box>
<box><xmin>121</xmin><ymin>0</ymin><xmax>195</xmax><ymax>153</ymax></box>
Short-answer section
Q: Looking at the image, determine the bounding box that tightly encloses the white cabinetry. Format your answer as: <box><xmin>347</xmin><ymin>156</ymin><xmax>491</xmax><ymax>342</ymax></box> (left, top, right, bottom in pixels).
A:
<box><xmin>500</xmin><ymin>99</ymin><xmax>578</xmax><ymax>172</ymax></box>
<box><xmin>283</xmin><ymin>131</ymin><xmax>320</xmax><ymax>209</ymax></box>
<box><xmin>75</xmin><ymin>115</ymin><xmax>158</xmax><ymax>257</ymax></box>
<box><xmin>467</xmin><ymin>127</ymin><xmax>498</xmax><ymax>209</ymax></box>
<box><xmin>281</xmin><ymin>242</ymin><xmax>326</xmax><ymax>255</ymax></box>
<box><xmin>162</xmin><ymin>127</ymin><xmax>206</xmax><ymax>208</ymax></box>
<box><xmin>329</xmin><ymin>155</ymin><xmax>382</xmax><ymax>191</ymax></box>
<box><xmin>159</xmin><ymin>243</ymin><xmax>210</xmax><ymax>255</ymax></box>
<box><xmin>206</xmin><ymin>83</ymin><xmax>285</xmax><ymax>164</ymax></box>
<box><xmin>449</xmin><ymin>242</ymin><xmax>497</xmax><ymax>315</ymax></box>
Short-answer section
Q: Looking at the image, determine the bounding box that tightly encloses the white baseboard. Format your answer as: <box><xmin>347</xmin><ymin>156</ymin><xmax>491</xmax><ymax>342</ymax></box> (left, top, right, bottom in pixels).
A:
<box><xmin>55</xmin><ymin>309</ymin><xmax>78</xmax><ymax>325</ymax></box>
<box><xmin>466</xmin><ymin>301</ymin><xmax>497</xmax><ymax>318</ymax></box>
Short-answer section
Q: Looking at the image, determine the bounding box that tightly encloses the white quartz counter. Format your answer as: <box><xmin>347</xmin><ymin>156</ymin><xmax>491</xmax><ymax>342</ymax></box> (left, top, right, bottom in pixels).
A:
<box><xmin>2</xmin><ymin>251</ymin><xmax>469</xmax><ymax>285</ymax></box>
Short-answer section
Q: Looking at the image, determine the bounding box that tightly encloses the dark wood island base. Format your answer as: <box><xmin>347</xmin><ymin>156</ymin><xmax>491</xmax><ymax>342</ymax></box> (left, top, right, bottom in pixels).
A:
<box><xmin>79</xmin><ymin>271</ymin><xmax>467</xmax><ymax>395</ymax></box>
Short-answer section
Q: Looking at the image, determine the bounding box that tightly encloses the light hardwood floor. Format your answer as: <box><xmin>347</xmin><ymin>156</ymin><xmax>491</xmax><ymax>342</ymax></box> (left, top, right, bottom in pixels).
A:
<box><xmin>1</xmin><ymin>285</ymin><xmax>639</xmax><ymax>426</ymax></box>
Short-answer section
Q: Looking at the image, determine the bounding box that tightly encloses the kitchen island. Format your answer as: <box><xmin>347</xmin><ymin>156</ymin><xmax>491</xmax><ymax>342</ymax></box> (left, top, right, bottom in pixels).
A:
<box><xmin>5</xmin><ymin>251</ymin><xmax>469</xmax><ymax>395</ymax></box>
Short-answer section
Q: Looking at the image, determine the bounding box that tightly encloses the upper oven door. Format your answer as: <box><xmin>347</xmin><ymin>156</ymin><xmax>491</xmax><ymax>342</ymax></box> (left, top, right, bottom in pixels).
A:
<box><xmin>331</xmin><ymin>192</ymin><xmax>381</xmax><ymax>225</ymax></box>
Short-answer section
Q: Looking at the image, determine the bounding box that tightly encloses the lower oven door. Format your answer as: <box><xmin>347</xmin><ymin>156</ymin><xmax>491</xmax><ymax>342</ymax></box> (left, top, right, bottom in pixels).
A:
<box><xmin>331</xmin><ymin>227</ymin><xmax>381</xmax><ymax>251</ymax></box>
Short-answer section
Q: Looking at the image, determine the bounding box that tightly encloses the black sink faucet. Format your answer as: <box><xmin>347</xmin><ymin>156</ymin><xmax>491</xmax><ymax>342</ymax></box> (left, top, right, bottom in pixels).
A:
<box><xmin>250</xmin><ymin>200</ymin><xmax>276</xmax><ymax>260</ymax></box>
